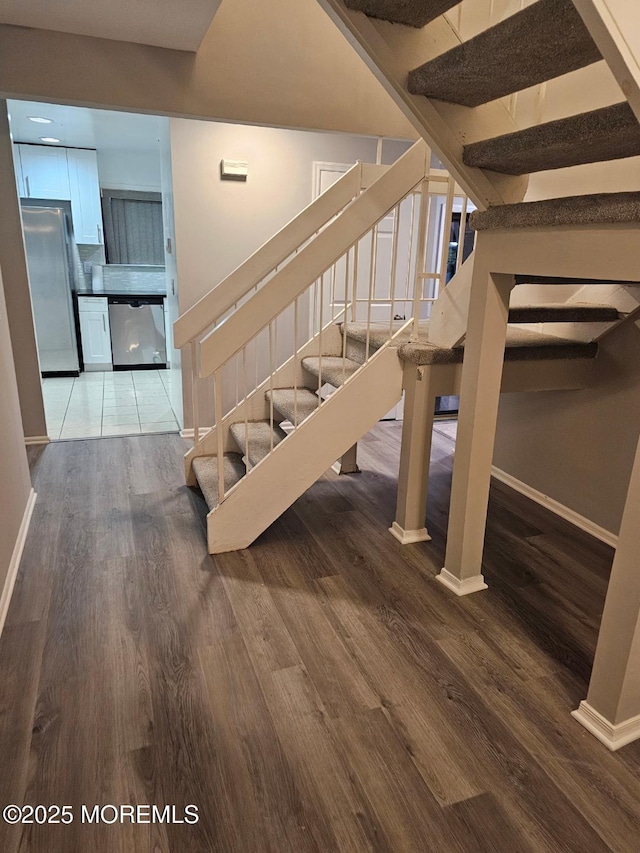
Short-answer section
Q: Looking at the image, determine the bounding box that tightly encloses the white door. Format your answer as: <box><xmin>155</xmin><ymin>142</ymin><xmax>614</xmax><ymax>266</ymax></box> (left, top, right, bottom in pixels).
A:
<box><xmin>312</xmin><ymin>161</ymin><xmax>413</xmax><ymax>419</ymax></box>
<box><xmin>19</xmin><ymin>144</ymin><xmax>70</xmax><ymax>200</ymax></box>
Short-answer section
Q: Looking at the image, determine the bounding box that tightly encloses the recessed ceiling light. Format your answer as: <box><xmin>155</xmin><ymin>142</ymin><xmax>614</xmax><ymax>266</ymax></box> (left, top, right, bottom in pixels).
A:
<box><xmin>40</xmin><ymin>136</ymin><xmax>61</xmax><ymax>143</ymax></box>
<box><xmin>28</xmin><ymin>116</ymin><xmax>53</xmax><ymax>124</ymax></box>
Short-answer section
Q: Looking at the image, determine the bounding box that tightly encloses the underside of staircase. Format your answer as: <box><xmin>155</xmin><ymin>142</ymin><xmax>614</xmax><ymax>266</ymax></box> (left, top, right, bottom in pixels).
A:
<box><xmin>332</xmin><ymin>0</ymin><xmax>640</xmax><ymax>228</ymax></box>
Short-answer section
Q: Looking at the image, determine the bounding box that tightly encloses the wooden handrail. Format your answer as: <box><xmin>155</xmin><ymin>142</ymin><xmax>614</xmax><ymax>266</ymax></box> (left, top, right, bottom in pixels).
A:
<box><xmin>199</xmin><ymin>140</ymin><xmax>430</xmax><ymax>378</ymax></box>
<box><xmin>173</xmin><ymin>161</ymin><xmax>363</xmax><ymax>348</ymax></box>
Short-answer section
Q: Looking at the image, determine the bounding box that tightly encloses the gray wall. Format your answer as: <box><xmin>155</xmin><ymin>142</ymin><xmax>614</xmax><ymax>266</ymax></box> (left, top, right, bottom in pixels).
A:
<box><xmin>0</xmin><ymin>263</ymin><xmax>33</xmax><ymax>597</ymax></box>
<box><xmin>494</xmin><ymin>318</ymin><xmax>640</xmax><ymax>537</ymax></box>
<box><xmin>170</xmin><ymin>118</ymin><xmax>411</xmax><ymax>428</ymax></box>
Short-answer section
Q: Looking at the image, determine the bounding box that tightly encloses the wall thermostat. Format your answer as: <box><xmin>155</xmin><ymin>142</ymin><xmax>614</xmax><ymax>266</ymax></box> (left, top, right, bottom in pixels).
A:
<box><xmin>220</xmin><ymin>159</ymin><xmax>248</xmax><ymax>180</ymax></box>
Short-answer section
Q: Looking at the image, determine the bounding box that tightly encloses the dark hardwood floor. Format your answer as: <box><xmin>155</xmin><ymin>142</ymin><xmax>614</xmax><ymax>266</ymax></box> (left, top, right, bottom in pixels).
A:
<box><xmin>1</xmin><ymin>422</ymin><xmax>639</xmax><ymax>852</ymax></box>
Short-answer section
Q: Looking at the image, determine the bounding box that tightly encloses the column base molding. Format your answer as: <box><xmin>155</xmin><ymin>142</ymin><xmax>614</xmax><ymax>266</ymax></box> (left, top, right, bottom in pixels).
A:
<box><xmin>436</xmin><ymin>568</ymin><xmax>488</xmax><ymax>596</ymax></box>
<box><xmin>571</xmin><ymin>701</ymin><xmax>640</xmax><ymax>751</ymax></box>
<box><xmin>389</xmin><ymin>521</ymin><xmax>431</xmax><ymax>545</ymax></box>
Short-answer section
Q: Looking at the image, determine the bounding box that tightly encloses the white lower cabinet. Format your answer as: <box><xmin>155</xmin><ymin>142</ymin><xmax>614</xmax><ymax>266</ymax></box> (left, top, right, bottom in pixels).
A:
<box><xmin>78</xmin><ymin>296</ymin><xmax>112</xmax><ymax>370</ymax></box>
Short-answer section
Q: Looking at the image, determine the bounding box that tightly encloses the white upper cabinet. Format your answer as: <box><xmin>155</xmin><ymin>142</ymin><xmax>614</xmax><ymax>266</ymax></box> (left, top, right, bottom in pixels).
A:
<box><xmin>18</xmin><ymin>144</ymin><xmax>70</xmax><ymax>200</ymax></box>
<box><xmin>13</xmin><ymin>144</ymin><xmax>105</xmax><ymax>246</ymax></box>
<box><xmin>67</xmin><ymin>149</ymin><xmax>104</xmax><ymax>245</ymax></box>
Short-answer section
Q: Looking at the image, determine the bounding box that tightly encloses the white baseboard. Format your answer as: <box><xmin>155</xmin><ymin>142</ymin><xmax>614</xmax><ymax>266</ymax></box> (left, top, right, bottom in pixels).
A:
<box><xmin>491</xmin><ymin>465</ymin><xmax>618</xmax><ymax>548</ymax></box>
<box><xmin>436</xmin><ymin>568</ymin><xmax>488</xmax><ymax>596</ymax></box>
<box><xmin>571</xmin><ymin>701</ymin><xmax>640</xmax><ymax>751</ymax></box>
<box><xmin>0</xmin><ymin>488</ymin><xmax>37</xmax><ymax>639</ymax></box>
<box><xmin>24</xmin><ymin>435</ymin><xmax>50</xmax><ymax>446</ymax></box>
<box><xmin>389</xmin><ymin>521</ymin><xmax>431</xmax><ymax>545</ymax></box>
<box><xmin>180</xmin><ymin>427</ymin><xmax>212</xmax><ymax>440</ymax></box>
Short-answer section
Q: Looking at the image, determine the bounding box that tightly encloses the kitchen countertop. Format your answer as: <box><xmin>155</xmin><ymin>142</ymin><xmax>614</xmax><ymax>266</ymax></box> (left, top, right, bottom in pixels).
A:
<box><xmin>76</xmin><ymin>290</ymin><xmax>167</xmax><ymax>299</ymax></box>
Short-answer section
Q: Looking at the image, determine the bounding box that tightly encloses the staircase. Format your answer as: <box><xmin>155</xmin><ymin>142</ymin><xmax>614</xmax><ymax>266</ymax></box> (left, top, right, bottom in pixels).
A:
<box><xmin>174</xmin><ymin>142</ymin><xmax>430</xmax><ymax>553</ymax></box>
<box><xmin>312</xmin><ymin>0</ymin><xmax>640</xmax><ymax>336</ymax></box>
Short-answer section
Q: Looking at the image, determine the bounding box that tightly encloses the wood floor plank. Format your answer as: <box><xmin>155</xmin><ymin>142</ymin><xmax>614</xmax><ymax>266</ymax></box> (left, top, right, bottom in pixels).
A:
<box><xmin>444</xmin><ymin>793</ymin><xmax>539</xmax><ymax>853</ymax></box>
<box><xmin>0</xmin><ymin>621</ymin><xmax>47</xmax><ymax>853</ymax></box>
<box><xmin>4</xmin><ymin>500</ymin><xmax>58</xmax><ymax>627</ymax></box>
<box><xmin>438</xmin><ymin>629</ymin><xmax>640</xmax><ymax>851</ymax></box>
<box><xmin>330</xmin><ymin>708</ymin><xmax>468</xmax><ymax>853</ymax></box>
<box><xmin>317</xmin><ymin>573</ymin><xmax>485</xmax><ymax>808</ymax></box>
<box><xmin>198</xmin><ymin>636</ymin><xmax>322</xmax><ymax>853</ymax></box>
<box><xmin>259</xmin><ymin>664</ymin><xmax>395</xmax><ymax>853</ymax></box>
<box><xmin>215</xmin><ymin>547</ymin><xmax>302</xmax><ymax>673</ymax></box>
<box><xmin>253</xmin><ymin>534</ymin><xmax>380</xmax><ymax>717</ymax></box>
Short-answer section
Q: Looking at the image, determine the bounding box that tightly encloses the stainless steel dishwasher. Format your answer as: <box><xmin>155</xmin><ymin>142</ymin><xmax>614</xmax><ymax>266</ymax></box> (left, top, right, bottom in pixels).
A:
<box><xmin>108</xmin><ymin>296</ymin><xmax>167</xmax><ymax>369</ymax></box>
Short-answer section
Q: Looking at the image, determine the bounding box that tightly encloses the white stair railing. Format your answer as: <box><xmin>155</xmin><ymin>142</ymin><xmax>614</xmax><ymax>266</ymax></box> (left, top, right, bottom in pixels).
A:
<box><xmin>175</xmin><ymin>140</ymin><xmax>473</xmax><ymax>477</ymax></box>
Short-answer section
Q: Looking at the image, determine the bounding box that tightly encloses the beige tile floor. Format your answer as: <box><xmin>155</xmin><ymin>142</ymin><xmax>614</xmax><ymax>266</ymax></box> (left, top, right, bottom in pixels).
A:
<box><xmin>42</xmin><ymin>369</ymin><xmax>181</xmax><ymax>440</ymax></box>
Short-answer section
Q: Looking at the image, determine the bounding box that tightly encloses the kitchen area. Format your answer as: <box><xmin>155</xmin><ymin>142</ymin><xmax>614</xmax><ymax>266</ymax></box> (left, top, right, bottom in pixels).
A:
<box><xmin>8</xmin><ymin>101</ymin><xmax>181</xmax><ymax>439</ymax></box>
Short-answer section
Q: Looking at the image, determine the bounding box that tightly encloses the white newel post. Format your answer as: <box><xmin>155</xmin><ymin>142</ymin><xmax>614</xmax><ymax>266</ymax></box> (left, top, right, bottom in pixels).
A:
<box><xmin>572</xmin><ymin>432</ymin><xmax>640</xmax><ymax>749</ymax></box>
<box><xmin>438</xmin><ymin>242</ymin><xmax>514</xmax><ymax>595</ymax></box>
<box><xmin>390</xmin><ymin>363</ymin><xmax>435</xmax><ymax>544</ymax></box>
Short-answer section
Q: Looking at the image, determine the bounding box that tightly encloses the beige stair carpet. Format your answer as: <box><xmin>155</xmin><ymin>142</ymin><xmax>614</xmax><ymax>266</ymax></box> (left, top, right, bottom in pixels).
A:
<box><xmin>229</xmin><ymin>421</ymin><xmax>287</xmax><ymax>467</ymax></box>
<box><xmin>192</xmin><ymin>453</ymin><xmax>246</xmax><ymax>510</ymax></box>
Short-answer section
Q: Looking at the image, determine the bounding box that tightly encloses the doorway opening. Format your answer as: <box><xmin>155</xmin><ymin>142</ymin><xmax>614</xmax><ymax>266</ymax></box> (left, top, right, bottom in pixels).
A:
<box><xmin>8</xmin><ymin>99</ymin><xmax>182</xmax><ymax>440</ymax></box>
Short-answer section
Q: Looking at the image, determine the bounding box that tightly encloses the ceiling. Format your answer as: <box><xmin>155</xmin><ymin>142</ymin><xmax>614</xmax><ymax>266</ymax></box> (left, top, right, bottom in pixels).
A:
<box><xmin>0</xmin><ymin>0</ymin><xmax>221</xmax><ymax>51</ymax></box>
<box><xmin>8</xmin><ymin>100</ymin><xmax>166</xmax><ymax>152</ymax></box>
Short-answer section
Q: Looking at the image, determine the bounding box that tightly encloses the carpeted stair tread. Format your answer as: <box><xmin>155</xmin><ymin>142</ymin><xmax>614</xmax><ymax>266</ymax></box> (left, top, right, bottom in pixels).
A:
<box><xmin>266</xmin><ymin>387</ymin><xmax>319</xmax><ymax>426</ymax></box>
<box><xmin>341</xmin><ymin>321</ymin><xmax>597</xmax><ymax>364</ymax></box>
<box><xmin>343</xmin><ymin>0</ymin><xmax>461</xmax><ymax>28</ymax></box>
<box><xmin>229</xmin><ymin>421</ymin><xmax>288</xmax><ymax>468</ymax></box>
<box><xmin>408</xmin><ymin>0</ymin><xmax>601</xmax><ymax>108</ymax></box>
<box><xmin>192</xmin><ymin>453</ymin><xmax>246</xmax><ymax>510</ymax></box>
<box><xmin>463</xmin><ymin>103</ymin><xmax>640</xmax><ymax>176</ymax></box>
<box><xmin>470</xmin><ymin>192</ymin><xmax>640</xmax><ymax>231</ymax></box>
<box><xmin>508</xmin><ymin>304</ymin><xmax>619</xmax><ymax>323</ymax></box>
<box><xmin>398</xmin><ymin>327</ymin><xmax>598</xmax><ymax>365</ymax></box>
<box><xmin>301</xmin><ymin>356</ymin><xmax>360</xmax><ymax>387</ymax></box>
<box><xmin>341</xmin><ymin>322</ymin><xmax>411</xmax><ymax>351</ymax></box>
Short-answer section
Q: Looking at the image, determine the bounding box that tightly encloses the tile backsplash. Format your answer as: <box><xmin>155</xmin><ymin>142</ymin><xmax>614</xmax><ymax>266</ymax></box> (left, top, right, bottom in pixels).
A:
<box><xmin>78</xmin><ymin>263</ymin><xmax>166</xmax><ymax>295</ymax></box>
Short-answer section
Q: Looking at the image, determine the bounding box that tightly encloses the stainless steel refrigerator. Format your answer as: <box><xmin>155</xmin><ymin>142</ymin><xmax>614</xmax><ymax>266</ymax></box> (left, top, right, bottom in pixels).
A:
<box><xmin>21</xmin><ymin>205</ymin><xmax>79</xmax><ymax>374</ymax></box>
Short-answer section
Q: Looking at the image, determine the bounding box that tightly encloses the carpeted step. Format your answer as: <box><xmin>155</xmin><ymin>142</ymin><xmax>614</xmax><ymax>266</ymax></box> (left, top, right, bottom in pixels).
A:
<box><xmin>229</xmin><ymin>421</ymin><xmax>288</xmax><ymax>468</ymax></box>
<box><xmin>463</xmin><ymin>103</ymin><xmax>640</xmax><ymax>176</ymax></box>
<box><xmin>343</xmin><ymin>0</ymin><xmax>461</xmax><ymax>28</ymax></box>
<box><xmin>398</xmin><ymin>326</ymin><xmax>598</xmax><ymax>365</ymax></box>
<box><xmin>266</xmin><ymin>387</ymin><xmax>319</xmax><ymax>426</ymax></box>
<box><xmin>301</xmin><ymin>356</ymin><xmax>360</xmax><ymax>387</ymax></box>
<box><xmin>340</xmin><ymin>320</ymin><xmax>599</xmax><ymax>363</ymax></box>
<box><xmin>470</xmin><ymin>192</ymin><xmax>640</xmax><ymax>231</ymax></box>
<box><xmin>508</xmin><ymin>304</ymin><xmax>619</xmax><ymax>323</ymax></box>
<box><xmin>192</xmin><ymin>453</ymin><xmax>246</xmax><ymax>510</ymax></box>
<box><xmin>408</xmin><ymin>0</ymin><xmax>601</xmax><ymax>107</ymax></box>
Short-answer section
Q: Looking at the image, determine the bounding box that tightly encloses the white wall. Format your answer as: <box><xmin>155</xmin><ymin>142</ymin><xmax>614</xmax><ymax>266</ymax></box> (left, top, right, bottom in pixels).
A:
<box><xmin>170</xmin><ymin>118</ymin><xmax>412</xmax><ymax>427</ymax></box>
<box><xmin>97</xmin><ymin>148</ymin><xmax>162</xmax><ymax>192</ymax></box>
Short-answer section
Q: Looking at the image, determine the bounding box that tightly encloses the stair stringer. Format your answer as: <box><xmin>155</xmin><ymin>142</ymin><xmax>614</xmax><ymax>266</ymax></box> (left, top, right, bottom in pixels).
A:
<box><xmin>205</xmin><ymin>346</ymin><xmax>403</xmax><ymax>553</ymax></box>
<box><xmin>426</xmin><ymin>251</ymin><xmax>474</xmax><ymax>348</ymax></box>
<box><xmin>573</xmin><ymin>0</ymin><xmax>640</xmax><ymax>125</ymax></box>
<box><xmin>184</xmin><ymin>323</ymin><xmax>344</xmax><ymax>480</ymax></box>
